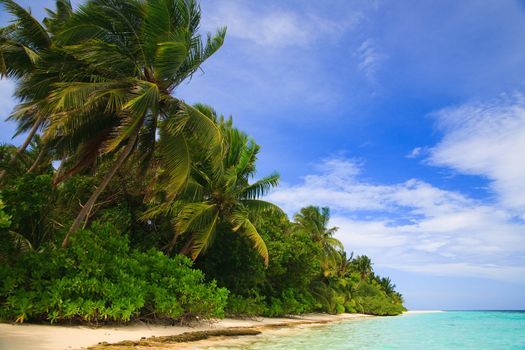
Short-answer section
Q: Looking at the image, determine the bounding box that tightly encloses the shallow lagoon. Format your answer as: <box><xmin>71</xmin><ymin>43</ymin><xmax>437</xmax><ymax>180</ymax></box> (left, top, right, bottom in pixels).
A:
<box><xmin>203</xmin><ymin>311</ymin><xmax>525</xmax><ymax>350</ymax></box>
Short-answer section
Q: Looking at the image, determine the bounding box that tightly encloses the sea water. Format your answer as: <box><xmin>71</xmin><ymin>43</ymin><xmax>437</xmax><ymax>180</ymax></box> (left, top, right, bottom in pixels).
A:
<box><xmin>207</xmin><ymin>311</ymin><xmax>525</xmax><ymax>350</ymax></box>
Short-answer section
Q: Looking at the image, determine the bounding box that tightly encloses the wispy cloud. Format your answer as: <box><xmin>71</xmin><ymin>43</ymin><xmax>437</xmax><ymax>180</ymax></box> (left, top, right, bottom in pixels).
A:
<box><xmin>203</xmin><ymin>1</ymin><xmax>361</xmax><ymax>48</ymax></box>
<box><xmin>356</xmin><ymin>39</ymin><xmax>385</xmax><ymax>81</ymax></box>
<box><xmin>429</xmin><ymin>93</ymin><xmax>525</xmax><ymax>218</ymax></box>
<box><xmin>406</xmin><ymin>146</ymin><xmax>425</xmax><ymax>158</ymax></box>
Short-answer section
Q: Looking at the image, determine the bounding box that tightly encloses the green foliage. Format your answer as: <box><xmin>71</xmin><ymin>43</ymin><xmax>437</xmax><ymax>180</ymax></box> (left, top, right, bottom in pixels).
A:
<box><xmin>1</xmin><ymin>174</ymin><xmax>54</xmax><ymax>248</ymax></box>
<box><xmin>225</xmin><ymin>292</ymin><xmax>267</xmax><ymax>317</ymax></box>
<box><xmin>198</xmin><ymin>206</ymin><xmax>405</xmax><ymax>318</ymax></box>
<box><xmin>0</xmin><ymin>223</ymin><xmax>228</xmax><ymax>323</ymax></box>
<box><xmin>294</xmin><ymin>206</ymin><xmax>342</xmax><ymax>276</ymax></box>
<box><xmin>355</xmin><ymin>295</ymin><xmax>405</xmax><ymax>316</ymax></box>
<box><xmin>144</xmin><ymin>106</ymin><xmax>281</xmax><ymax>265</ymax></box>
<box><xmin>350</xmin><ymin>279</ymin><xmax>405</xmax><ymax>316</ymax></box>
<box><xmin>198</xmin><ymin>209</ymin><xmax>322</xmax><ymax>317</ymax></box>
<box><xmin>196</xmin><ymin>229</ymin><xmax>266</xmax><ymax>295</ymax></box>
<box><xmin>0</xmin><ymin>198</ymin><xmax>11</xmax><ymax>229</ymax></box>
<box><xmin>265</xmin><ymin>289</ymin><xmax>317</xmax><ymax>317</ymax></box>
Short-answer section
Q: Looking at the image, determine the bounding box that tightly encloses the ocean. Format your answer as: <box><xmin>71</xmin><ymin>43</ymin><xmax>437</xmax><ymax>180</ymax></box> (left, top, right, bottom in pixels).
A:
<box><xmin>206</xmin><ymin>311</ymin><xmax>525</xmax><ymax>349</ymax></box>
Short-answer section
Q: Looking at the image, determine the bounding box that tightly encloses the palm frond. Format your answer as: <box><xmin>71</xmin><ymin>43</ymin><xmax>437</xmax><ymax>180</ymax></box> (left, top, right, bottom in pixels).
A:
<box><xmin>241</xmin><ymin>199</ymin><xmax>283</xmax><ymax>215</ymax></box>
<box><xmin>241</xmin><ymin>173</ymin><xmax>280</xmax><ymax>199</ymax></box>
<box><xmin>174</xmin><ymin>202</ymin><xmax>215</xmax><ymax>232</ymax></box>
<box><xmin>0</xmin><ymin>0</ymin><xmax>51</xmax><ymax>50</ymax></box>
<box><xmin>188</xmin><ymin>207</ymin><xmax>219</xmax><ymax>260</ymax></box>
<box><xmin>154</xmin><ymin>41</ymin><xmax>188</xmax><ymax>80</ymax></box>
<box><xmin>157</xmin><ymin>127</ymin><xmax>191</xmax><ymax>197</ymax></box>
<box><xmin>43</xmin><ymin>0</ymin><xmax>73</xmax><ymax>34</ymax></box>
<box><xmin>164</xmin><ymin>101</ymin><xmax>223</xmax><ymax>167</ymax></box>
<box><xmin>229</xmin><ymin>210</ymin><xmax>269</xmax><ymax>265</ymax></box>
<box><xmin>142</xmin><ymin>0</ymin><xmax>172</xmax><ymax>61</ymax></box>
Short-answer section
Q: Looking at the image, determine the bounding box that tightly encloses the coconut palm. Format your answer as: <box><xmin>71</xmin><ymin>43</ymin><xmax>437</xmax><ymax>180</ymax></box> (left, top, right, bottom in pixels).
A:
<box><xmin>13</xmin><ymin>0</ymin><xmax>227</xmax><ymax>246</ymax></box>
<box><xmin>333</xmin><ymin>250</ymin><xmax>354</xmax><ymax>279</ymax></box>
<box><xmin>0</xmin><ymin>0</ymin><xmax>72</xmax><ymax>182</ymax></box>
<box><xmin>352</xmin><ymin>255</ymin><xmax>373</xmax><ymax>280</ymax></box>
<box><xmin>294</xmin><ymin>206</ymin><xmax>343</xmax><ymax>275</ymax></box>
<box><xmin>378</xmin><ymin>276</ymin><xmax>396</xmax><ymax>296</ymax></box>
<box><xmin>143</xmin><ymin>105</ymin><xmax>281</xmax><ymax>265</ymax></box>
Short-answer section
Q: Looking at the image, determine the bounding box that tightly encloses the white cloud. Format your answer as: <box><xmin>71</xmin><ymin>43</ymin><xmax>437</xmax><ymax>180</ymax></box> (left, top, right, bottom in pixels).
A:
<box><xmin>406</xmin><ymin>146</ymin><xmax>424</xmax><ymax>158</ymax></box>
<box><xmin>204</xmin><ymin>1</ymin><xmax>361</xmax><ymax>48</ymax></box>
<box><xmin>356</xmin><ymin>39</ymin><xmax>385</xmax><ymax>81</ymax></box>
<box><xmin>429</xmin><ymin>93</ymin><xmax>525</xmax><ymax>217</ymax></box>
<box><xmin>267</xmin><ymin>157</ymin><xmax>525</xmax><ymax>283</ymax></box>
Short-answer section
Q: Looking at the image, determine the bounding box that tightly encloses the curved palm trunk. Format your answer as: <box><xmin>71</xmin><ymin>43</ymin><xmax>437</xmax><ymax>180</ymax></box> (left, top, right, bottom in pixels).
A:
<box><xmin>51</xmin><ymin>157</ymin><xmax>67</xmax><ymax>185</ymax></box>
<box><xmin>27</xmin><ymin>146</ymin><xmax>47</xmax><ymax>173</ymax></box>
<box><xmin>61</xmin><ymin>132</ymin><xmax>138</xmax><ymax>248</ymax></box>
<box><xmin>52</xmin><ymin>150</ymin><xmax>99</xmax><ymax>186</ymax></box>
<box><xmin>0</xmin><ymin>114</ymin><xmax>44</xmax><ymax>183</ymax></box>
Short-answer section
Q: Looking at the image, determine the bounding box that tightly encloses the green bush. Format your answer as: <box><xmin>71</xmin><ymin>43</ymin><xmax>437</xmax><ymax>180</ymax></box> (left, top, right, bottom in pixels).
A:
<box><xmin>1</xmin><ymin>174</ymin><xmax>54</xmax><ymax>248</ymax></box>
<box><xmin>335</xmin><ymin>303</ymin><xmax>346</xmax><ymax>314</ymax></box>
<box><xmin>225</xmin><ymin>292</ymin><xmax>267</xmax><ymax>317</ymax></box>
<box><xmin>356</xmin><ymin>295</ymin><xmax>405</xmax><ymax>316</ymax></box>
<box><xmin>353</xmin><ymin>281</ymin><xmax>405</xmax><ymax>316</ymax></box>
<box><xmin>265</xmin><ymin>289</ymin><xmax>316</xmax><ymax>316</ymax></box>
<box><xmin>0</xmin><ymin>223</ymin><xmax>228</xmax><ymax>323</ymax></box>
<box><xmin>0</xmin><ymin>198</ymin><xmax>11</xmax><ymax>229</ymax></box>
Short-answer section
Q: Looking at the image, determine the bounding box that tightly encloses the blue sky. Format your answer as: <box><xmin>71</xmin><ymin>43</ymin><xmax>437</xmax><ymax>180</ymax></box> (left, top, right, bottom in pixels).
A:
<box><xmin>1</xmin><ymin>0</ymin><xmax>525</xmax><ymax>310</ymax></box>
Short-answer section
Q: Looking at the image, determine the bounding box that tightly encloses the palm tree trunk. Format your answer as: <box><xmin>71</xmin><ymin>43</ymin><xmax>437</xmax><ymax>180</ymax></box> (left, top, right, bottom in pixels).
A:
<box><xmin>61</xmin><ymin>133</ymin><xmax>138</xmax><ymax>248</ymax></box>
<box><xmin>0</xmin><ymin>114</ymin><xmax>44</xmax><ymax>182</ymax></box>
<box><xmin>52</xmin><ymin>150</ymin><xmax>98</xmax><ymax>186</ymax></box>
<box><xmin>52</xmin><ymin>158</ymin><xmax>67</xmax><ymax>186</ymax></box>
<box><xmin>27</xmin><ymin>146</ymin><xmax>47</xmax><ymax>173</ymax></box>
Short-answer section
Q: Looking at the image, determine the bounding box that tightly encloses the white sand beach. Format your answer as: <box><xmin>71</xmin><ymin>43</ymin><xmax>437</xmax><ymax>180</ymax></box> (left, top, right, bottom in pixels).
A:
<box><xmin>0</xmin><ymin>313</ymin><xmax>370</xmax><ymax>350</ymax></box>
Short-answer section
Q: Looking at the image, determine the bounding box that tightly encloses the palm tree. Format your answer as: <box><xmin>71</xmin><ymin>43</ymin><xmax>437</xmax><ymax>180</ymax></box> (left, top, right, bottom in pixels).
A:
<box><xmin>334</xmin><ymin>250</ymin><xmax>354</xmax><ymax>279</ymax></box>
<box><xmin>352</xmin><ymin>255</ymin><xmax>373</xmax><ymax>280</ymax></box>
<box><xmin>294</xmin><ymin>206</ymin><xmax>343</xmax><ymax>275</ymax></box>
<box><xmin>0</xmin><ymin>136</ymin><xmax>53</xmax><ymax>180</ymax></box>
<box><xmin>143</xmin><ymin>105</ymin><xmax>281</xmax><ymax>265</ymax></box>
<box><xmin>378</xmin><ymin>276</ymin><xmax>396</xmax><ymax>296</ymax></box>
<box><xmin>11</xmin><ymin>0</ymin><xmax>226</xmax><ymax>246</ymax></box>
<box><xmin>0</xmin><ymin>0</ymin><xmax>72</xmax><ymax>182</ymax></box>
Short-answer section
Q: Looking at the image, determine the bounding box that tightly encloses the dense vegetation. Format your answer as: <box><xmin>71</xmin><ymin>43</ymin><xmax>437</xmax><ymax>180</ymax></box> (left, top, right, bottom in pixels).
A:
<box><xmin>0</xmin><ymin>0</ymin><xmax>405</xmax><ymax>324</ymax></box>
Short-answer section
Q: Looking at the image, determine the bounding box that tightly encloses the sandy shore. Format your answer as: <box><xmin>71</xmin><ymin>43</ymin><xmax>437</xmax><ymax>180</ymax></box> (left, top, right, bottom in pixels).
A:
<box><xmin>0</xmin><ymin>313</ymin><xmax>370</xmax><ymax>350</ymax></box>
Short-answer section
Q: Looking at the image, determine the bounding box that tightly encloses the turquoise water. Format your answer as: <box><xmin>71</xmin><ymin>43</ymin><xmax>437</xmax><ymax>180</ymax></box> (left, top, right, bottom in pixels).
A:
<box><xmin>210</xmin><ymin>311</ymin><xmax>525</xmax><ymax>349</ymax></box>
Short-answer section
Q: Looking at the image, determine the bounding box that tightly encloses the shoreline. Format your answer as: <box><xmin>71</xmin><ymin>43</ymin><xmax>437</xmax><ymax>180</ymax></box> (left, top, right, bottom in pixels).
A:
<box><xmin>0</xmin><ymin>313</ymin><xmax>371</xmax><ymax>350</ymax></box>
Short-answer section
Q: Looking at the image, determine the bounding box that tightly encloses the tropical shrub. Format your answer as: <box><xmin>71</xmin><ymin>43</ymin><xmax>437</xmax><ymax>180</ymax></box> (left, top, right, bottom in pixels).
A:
<box><xmin>1</xmin><ymin>174</ymin><xmax>54</xmax><ymax>248</ymax></box>
<box><xmin>196</xmin><ymin>209</ymin><xmax>324</xmax><ymax>317</ymax></box>
<box><xmin>0</xmin><ymin>223</ymin><xmax>228</xmax><ymax>323</ymax></box>
<box><xmin>353</xmin><ymin>280</ymin><xmax>405</xmax><ymax>316</ymax></box>
<box><xmin>0</xmin><ymin>198</ymin><xmax>11</xmax><ymax>229</ymax></box>
<box><xmin>225</xmin><ymin>292</ymin><xmax>267</xmax><ymax>317</ymax></box>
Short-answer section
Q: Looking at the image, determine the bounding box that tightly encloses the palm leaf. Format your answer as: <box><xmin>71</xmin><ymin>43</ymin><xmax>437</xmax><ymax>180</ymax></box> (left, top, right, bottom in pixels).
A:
<box><xmin>0</xmin><ymin>0</ymin><xmax>51</xmax><ymax>50</ymax></box>
<box><xmin>154</xmin><ymin>41</ymin><xmax>188</xmax><ymax>80</ymax></box>
<box><xmin>229</xmin><ymin>210</ymin><xmax>269</xmax><ymax>265</ymax></box>
<box><xmin>241</xmin><ymin>199</ymin><xmax>283</xmax><ymax>215</ymax></box>
<box><xmin>241</xmin><ymin>173</ymin><xmax>280</xmax><ymax>199</ymax></box>
<box><xmin>188</xmin><ymin>207</ymin><xmax>219</xmax><ymax>260</ymax></box>
<box><xmin>157</xmin><ymin>126</ymin><xmax>191</xmax><ymax>197</ymax></box>
<box><xmin>142</xmin><ymin>0</ymin><xmax>172</xmax><ymax>62</ymax></box>
<box><xmin>163</xmin><ymin>100</ymin><xmax>223</xmax><ymax>166</ymax></box>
